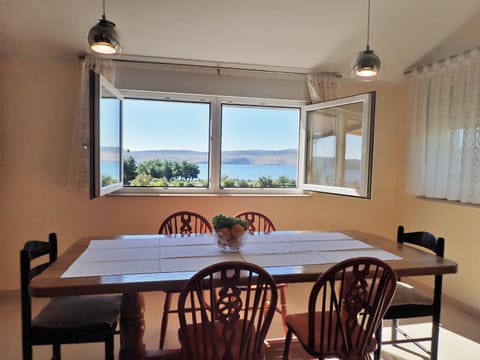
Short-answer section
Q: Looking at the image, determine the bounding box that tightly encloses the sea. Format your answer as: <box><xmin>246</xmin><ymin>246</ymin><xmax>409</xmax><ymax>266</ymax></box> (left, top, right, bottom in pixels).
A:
<box><xmin>201</xmin><ymin>163</ymin><xmax>296</xmax><ymax>180</ymax></box>
<box><xmin>102</xmin><ymin>161</ymin><xmax>297</xmax><ymax>181</ymax></box>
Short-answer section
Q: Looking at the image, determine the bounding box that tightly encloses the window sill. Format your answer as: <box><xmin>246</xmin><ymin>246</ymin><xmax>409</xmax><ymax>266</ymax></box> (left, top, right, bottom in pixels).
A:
<box><xmin>108</xmin><ymin>188</ymin><xmax>311</xmax><ymax>197</ymax></box>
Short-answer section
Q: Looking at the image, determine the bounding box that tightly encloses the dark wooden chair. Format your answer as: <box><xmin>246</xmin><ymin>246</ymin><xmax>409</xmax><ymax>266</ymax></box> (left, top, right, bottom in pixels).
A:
<box><xmin>21</xmin><ymin>233</ymin><xmax>122</xmax><ymax>360</ymax></box>
<box><xmin>374</xmin><ymin>226</ymin><xmax>445</xmax><ymax>360</ymax></box>
<box><xmin>158</xmin><ymin>211</ymin><xmax>213</xmax><ymax>235</ymax></box>
<box><xmin>235</xmin><ymin>211</ymin><xmax>289</xmax><ymax>333</ymax></box>
<box><xmin>177</xmin><ymin>261</ymin><xmax>278</xmax><ymax>360</ymax></box>
<box><xmin>235</xmin><ymin>211</ymin><xmax>276</xmax><ymax>234</ymax></box>
<box><xmin>283</xmin><ymin>257</ymin><xmax>397</xmax><ymax>360</ymax></box>
<box><xmin>158</xmin><ymin>211</ymin><xmax>213</xmax><ymax>349</ymax></box>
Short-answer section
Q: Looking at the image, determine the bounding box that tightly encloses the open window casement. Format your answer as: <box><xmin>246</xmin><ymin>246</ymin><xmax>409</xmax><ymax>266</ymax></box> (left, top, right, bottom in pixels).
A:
<box><xmin>90</xmin><ymin>70</ymin><xmax>124</xmax><ymax>198</ymax></box>
<box><xmin>299</xmin><ymin>92</ymin><xmax>376</xmax><ymax>198</ymax></box>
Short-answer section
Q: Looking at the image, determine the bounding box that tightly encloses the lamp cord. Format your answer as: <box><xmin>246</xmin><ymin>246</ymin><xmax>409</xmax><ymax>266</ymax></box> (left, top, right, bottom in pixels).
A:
<box><xmin>102</xmin><ymin>0</ymin><xmax>106</xmax><ymax>20</ymax></box>
<box><xmin>366</xmin><ymin>0</ymin><xmax>371</xmax><ymax>50</ymax></box>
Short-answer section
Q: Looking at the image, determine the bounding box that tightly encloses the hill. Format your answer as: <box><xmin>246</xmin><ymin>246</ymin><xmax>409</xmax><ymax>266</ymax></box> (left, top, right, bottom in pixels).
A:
<box><xmin>125</xmin><ymin>149</ymin><xmax>298</xmax><ymax>165</ymax></box>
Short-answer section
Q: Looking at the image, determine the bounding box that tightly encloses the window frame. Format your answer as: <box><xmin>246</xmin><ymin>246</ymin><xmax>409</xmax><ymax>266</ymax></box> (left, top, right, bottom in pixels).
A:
<box><xmin>117</xmin><ymin>90</ymin><xmax>306</xmax><ymax>195</ymax></box>
<box><xmin>90</xmin><ymin>71</ymin><xmax>124</xmax><ymax>198</ymax></box>
<box><xmin>300</xmin><ymin>92</ymin><xmax>376</xmax><ymax>198</ymax></box>
<box><xmin>91</xmin><ymin>81</ymin><xmax>375</xmax><ymax>198</ymax></box>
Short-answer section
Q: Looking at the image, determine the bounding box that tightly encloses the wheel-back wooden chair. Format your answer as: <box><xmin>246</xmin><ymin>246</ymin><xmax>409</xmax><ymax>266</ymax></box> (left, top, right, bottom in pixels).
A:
<box><xmin>235</xmin><ymin>211</ymin><xmax>276</xmax><ymax>234</ymax></box>
<box><xmin>158</xmin><ymin>211</ymin><xmax>213</xmax><ymax>349</ymax></box>
<box><xmin>21</xmin><ymin>233</ymin><xmax>121</xmax><ymax>360</ymax></box>
<box><xmin>283</xmin><ymin>257</ymin><xmax>397</xmax><ymax>360</ymax></box>
<box><xmin>177</xmin><ymin>261</ymin><xmax>278</xmax><ymax>360</ymax></box>
<box><xmin>235</xmin><ymin>211</ymin><xmax>289</xmax><ymax>333</ymax></box>
<box><xmin>159</xmin><ymin>211</ymin><xmax>212</xmax><ymax>235</ymax></box>
<box><xmin>374</xmin><ymin>226</ymin><xmax>445</xmax><ymax>360</ymax></box>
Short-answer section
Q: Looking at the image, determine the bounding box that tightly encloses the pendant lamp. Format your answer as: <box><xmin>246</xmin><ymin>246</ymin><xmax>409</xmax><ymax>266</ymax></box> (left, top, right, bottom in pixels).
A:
<box><xmin>352</xmin><ymin>0</ymin><xmax>380</xmax><ymax>79</ymax></box>
<box><xmin>88</xmin><ymin>0</ymin><xmax>121</xmax><ymax>55</ymax></box>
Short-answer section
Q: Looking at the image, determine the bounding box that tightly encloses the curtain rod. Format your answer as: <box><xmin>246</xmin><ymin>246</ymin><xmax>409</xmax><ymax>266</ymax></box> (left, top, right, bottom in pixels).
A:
<box><xmin>78</xmin><ymin>53</ymin><xmax>342</xmax><ymax>78</ymax></box>
<box><xmin>403</xmin><ymin>45</ymin><xmax>480</xmax><ymax>75</ymax></box>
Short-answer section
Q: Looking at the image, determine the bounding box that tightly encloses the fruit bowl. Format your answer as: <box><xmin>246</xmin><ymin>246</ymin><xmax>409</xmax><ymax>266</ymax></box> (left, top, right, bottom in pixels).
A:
<box><xmin>214</xmin><ymin>230</ymin><xmax>248</xmax><ymax>252</ymax></box>
<box><xmin>212</xmin><ymin>214</ymin><xmax>249</xmax><ymax>252</ymax></box>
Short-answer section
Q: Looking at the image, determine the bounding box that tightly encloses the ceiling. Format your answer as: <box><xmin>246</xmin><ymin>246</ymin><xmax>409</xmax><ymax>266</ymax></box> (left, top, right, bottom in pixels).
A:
<box><xmin>2</xmin><ymin>0</ymin><xmax>480</xmax><ymax>82</ymax></box>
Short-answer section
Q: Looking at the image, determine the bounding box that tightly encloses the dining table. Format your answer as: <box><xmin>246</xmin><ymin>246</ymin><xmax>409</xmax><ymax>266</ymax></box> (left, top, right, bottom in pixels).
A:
<box><xmin>29</xmin><ymin>230</ymin><xmax>458</xmax><ymax>360</ymax></box>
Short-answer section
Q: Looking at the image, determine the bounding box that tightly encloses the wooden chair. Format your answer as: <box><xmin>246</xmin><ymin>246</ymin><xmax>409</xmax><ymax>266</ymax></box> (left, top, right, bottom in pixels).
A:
<box><xmin>374</xmin><ymin>226</ymin><xmax>445</xmax><ymax>360</ymax></box>
<box><xmin>158</xmin><ymin>211</ymin><xmax>213</xmax><ymax>349</ymax></box>
<box><xmin>177</xmin><ymin>261</ymin><xmax>278</xmax><ymax>360</ymax></box>
<box><xmin>283</xmin><ymin>257</ymin><xmax>397</xmax><ymax>360</ymax></box>
<box><xmin>21</xmin><ymin>233</ymin><xmax>122</xmax><ymax>360</ymax></box>
<box><xmin>235</xmin><ymin>211</ymin><xmax>276</xmax><ymax>234</ymax></box>
<box><xmin>235</xmin><ymin>211</ymin><xmax>289</xmax><ymax>333</ymax></box>
<box><xmin>158</xmin><ymin>211</ymin><xmax>212</xmax><ymax>235</ymax></box>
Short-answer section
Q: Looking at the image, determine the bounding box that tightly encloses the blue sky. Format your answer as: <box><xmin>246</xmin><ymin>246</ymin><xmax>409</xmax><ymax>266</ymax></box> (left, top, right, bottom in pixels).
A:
<box><xmin>121</xmin><ymin>99</ymin><xmax>300</xmax><ymax>152</ymax></box>
<box><xmin>102</xmin><ymin>98</ymin><xmax>362</xmax><ymax>159</ymax></box>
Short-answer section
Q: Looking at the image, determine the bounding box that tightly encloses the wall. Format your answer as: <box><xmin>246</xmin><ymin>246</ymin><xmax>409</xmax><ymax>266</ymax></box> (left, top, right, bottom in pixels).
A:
<box><xmin>0</xmin><ymin>57</ymin><xmax>402</xmax><ymax>294</ymax></box>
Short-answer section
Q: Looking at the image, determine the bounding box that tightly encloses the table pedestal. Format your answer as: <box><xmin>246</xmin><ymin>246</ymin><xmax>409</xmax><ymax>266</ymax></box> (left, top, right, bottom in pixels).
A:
<box><xmin>119</xmin><ymin>292</ymin><xmax>146</xmax><ymax>360</ymax></box>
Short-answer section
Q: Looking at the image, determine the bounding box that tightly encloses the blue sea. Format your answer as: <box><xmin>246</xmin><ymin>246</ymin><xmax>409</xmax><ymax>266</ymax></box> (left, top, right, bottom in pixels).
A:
<box><xmin>102</xmin><ymin>161</ymin><xmax>297</xmax><ymax>181</ymax></box>
<box><xmin>200</xmin><ymin>163</ymin><xmax>297</xmax><ymax>180</ymax></box>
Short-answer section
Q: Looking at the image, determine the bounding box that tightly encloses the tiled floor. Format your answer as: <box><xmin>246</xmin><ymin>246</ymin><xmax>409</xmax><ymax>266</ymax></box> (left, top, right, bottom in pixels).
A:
<box><xmin>2</xmin><ymin>283</ymin><xmax>479</xmax><ymax>359</ymax></box>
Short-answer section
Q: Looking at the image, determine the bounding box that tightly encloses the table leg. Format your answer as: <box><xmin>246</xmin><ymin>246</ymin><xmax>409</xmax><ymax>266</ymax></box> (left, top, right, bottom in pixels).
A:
<box><xmin>119</xmin><ymin>292</ymin><xmax>146</xmax><ymax>360</ymax></box>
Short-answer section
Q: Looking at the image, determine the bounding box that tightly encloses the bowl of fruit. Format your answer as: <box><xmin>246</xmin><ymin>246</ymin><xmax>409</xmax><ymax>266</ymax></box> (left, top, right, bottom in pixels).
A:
<box><xmin>212</xmin><ymin>214</ymin><xmax>249</xmax><ymax>252</ymax></box>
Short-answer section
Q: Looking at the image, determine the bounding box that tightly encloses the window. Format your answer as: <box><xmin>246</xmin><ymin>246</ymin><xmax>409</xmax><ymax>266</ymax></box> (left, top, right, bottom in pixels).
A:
<box><xmin>90</xmin><ymin>71</ymin><xmax>123</xmax><ymax>198</ymax></box>
<box><xmin>301</xmin><ymin>93</ymin><xmax>375</xmax><ymax>198</ymax></box>
<box><xmin>90</xmin><ymin>72</ymin><xmax>375</xmax><ymax>198</ymax></box>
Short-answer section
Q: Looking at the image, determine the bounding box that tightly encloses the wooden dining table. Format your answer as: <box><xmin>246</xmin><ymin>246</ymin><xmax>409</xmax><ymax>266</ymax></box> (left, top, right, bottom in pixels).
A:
<box><xmin>29</xmin><ymin>230</ymin><xmax>458</xmax><ymax>360</ymax></box>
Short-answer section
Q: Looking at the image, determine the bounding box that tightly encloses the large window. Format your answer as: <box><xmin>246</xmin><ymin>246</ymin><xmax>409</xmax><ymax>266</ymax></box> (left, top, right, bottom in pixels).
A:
<box><xmin>90</xmin><ymin>72</ymin><xmax>375</xmax><ymax>197</ymax></box>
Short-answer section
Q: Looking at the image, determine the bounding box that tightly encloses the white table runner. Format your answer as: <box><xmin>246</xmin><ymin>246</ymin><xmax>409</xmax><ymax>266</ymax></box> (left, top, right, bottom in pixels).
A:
<box><xmin>61</xmin><ymin>232</ymin><xmax>401</xmax><ymax>278</ymax></box>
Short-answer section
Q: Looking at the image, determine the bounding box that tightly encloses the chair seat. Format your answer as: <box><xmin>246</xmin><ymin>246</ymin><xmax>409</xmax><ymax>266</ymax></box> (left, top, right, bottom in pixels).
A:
<box><xmin>389</xmin><ymin>281</ymin><xmax>433</xmax><ymax>306</ymax></box>
<box><xmin>33</xmin><ymin>295</ymin><xmax>122</xmax><ymax>329</ymax></box>
<box><xmin>285</xmin><ymin>311</ymin><xmax>377</xmax><ymax>356</ymax></box>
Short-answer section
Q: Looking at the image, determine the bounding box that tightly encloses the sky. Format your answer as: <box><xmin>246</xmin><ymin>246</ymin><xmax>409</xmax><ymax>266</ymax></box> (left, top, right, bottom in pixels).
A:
<box><xmin>120</xmin><ymin>99</ymin><xmax>300</xmax><ymax>152</ymax></box>
<box><xmin>101</xmin><ymin>98</ymin><xmax>362</xmax><ymax>159</ymax></box>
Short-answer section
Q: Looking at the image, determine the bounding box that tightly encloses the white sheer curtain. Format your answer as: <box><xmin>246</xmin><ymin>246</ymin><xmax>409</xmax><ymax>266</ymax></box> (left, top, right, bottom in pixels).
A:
<box><xmin>407</xmin><ymin>49</ymin><xmax>480</xmax><ymax>204</ymax></box>
<box><xmin>306</xmin><ymin>72</ymin><xmax>339</xmax><ymax>103</ymax></box>
<box><xmin>68</xmin><ymin>56</ymin><xmax>116</xmax><ymax>192</ymax></box>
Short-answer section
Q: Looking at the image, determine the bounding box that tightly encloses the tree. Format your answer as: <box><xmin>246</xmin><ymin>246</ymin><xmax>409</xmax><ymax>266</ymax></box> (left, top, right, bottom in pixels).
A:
<box><xmin>257</xmin><ymin>176</ymin><xmax>274</xmax><ymax>188</ymax></box>
<box><xmin>123</xmin><ymin>156</ymin><xmax>138</xmax><ymax>184</ymax></box>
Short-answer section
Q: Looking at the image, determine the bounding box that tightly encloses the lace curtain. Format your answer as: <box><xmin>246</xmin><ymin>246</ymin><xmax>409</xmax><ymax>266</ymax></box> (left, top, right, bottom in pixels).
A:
<box><xmin>406</xmin><ymin>49</ymin><xmax>480</xmax><ymax>204</ymax></box>
<box><xmin>306</xmin><ymin>72</ymin><xmax>339</xmax><ymax>103</ymax></box>
<box><xmin>68</xmin><ymin>56</ymin><xmax>116</xmax><ymax>192</ymax></box>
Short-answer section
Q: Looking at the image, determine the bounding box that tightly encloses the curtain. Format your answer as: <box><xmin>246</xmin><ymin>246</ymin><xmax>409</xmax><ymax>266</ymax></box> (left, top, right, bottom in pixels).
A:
<box><xmin>306</xmin><ymin>72</ymin><xmax>339</xmax><ymax>103</ymax></box>
<box><xmin>406</xmin><ymin>49</ymin><xmax>480</xmax><ymax>204</ymax></box>
<box><xmin>68</xmin><ymin>56</ymin><xmax>116</xmax><ymax>192</ymax></box>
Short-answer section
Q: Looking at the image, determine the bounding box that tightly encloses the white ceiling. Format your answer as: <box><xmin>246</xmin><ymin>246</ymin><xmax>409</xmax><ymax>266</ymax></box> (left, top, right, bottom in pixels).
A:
<box><xmin>2</xmin><ymin>0</ymin><xmax>480</xmax><ymax>81</ymax></box>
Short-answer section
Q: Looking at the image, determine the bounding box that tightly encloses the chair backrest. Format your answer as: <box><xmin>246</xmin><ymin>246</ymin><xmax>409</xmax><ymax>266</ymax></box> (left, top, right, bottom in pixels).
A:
<box><xmin>397</xmin><ymin>225</ymin><xmax>445</xmax><ymax>257</ymax></box>
<box><xmin>306</xmin><ymin>257</ymin><xmax>397</xmax><ymax>359</ymax></box>
<box><xmin>234</xmin><ymin>211</ymin><xmax>276</xmax><ymax>234</ymax></box>
<box><xmin>397</xmin><ymin>225</ymin><xmax>445</xmax><ymax>305</ymax></box>
<box><xmin>177</xmin><ymin>261</ymin><xmax>278</xmax><ymax>360</ymax></box>
<box><xmin>158</xmin><ymin>211</ymin><xmax>212</xmax><ymax>235</ymax></box>
<box><xmin>20</xmin><ymin>233</ymin><xmax>58</xmax><ymax>338</ymax></box>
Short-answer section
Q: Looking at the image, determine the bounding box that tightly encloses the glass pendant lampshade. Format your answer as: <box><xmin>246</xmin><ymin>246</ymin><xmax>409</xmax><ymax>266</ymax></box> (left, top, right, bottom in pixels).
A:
<box><xmin>352</xmin><ymin>45</ymin><xmax>381</xmax><ymax>79</ymax></box>
<box><xmin>352</xmin><ymin>0</ymin><xmax>380</xmax><ymax>80</ymax></box>
<box><xmin>87</xmin><ymin>0</ymin><xmax>121</xmax><ymax>55</ymax></box>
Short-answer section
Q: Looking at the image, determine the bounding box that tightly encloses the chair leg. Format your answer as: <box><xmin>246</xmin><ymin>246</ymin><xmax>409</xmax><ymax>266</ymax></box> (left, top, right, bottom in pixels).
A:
<box><xmin>391</xmin><ymin>318</ymin><xmax>398</xmax><ymax>342</ymax></box>
<box><xmin>22</xmin><ymin>339</ymin><xmax>33</xmax><ymax>360</ymax></box>
<box><xmin>105</xmin><ymin>333</ymin><xmax>115</xmax><ymax>360</ymax></box>
<box><xmin>52</xmin><ymin>343</ymin><xmax>61</xmax><ymax>360</ymax></box>
<box><xmin>279</xmin><ymin>286</ymin><xmax>288</xmax><ymax>334</ymax></box>
<box><xmin>159</xmin><ymin>291</ymin><xmax>173</xmax><ymax>349</ymax></box>
<box><xmin>283</xmin><ymin>328</ymin><xmax>293</xmax><ymax>360</ymax></box>
<box><xmin>374</xmin><ymin>323</ymin><xmax>382</xmax><ymax>360</ymax></box>
<box><xmin>431</xmin><ymin>315</ymin><xmax>440</xmax><ymax>360</ymax></box>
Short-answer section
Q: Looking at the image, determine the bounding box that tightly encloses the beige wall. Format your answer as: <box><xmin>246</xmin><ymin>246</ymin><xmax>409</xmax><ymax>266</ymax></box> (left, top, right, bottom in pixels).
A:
<box><xmin>3</xmin><ymin>56</ymin><xmax>477</xmax><ymax>315</ymax></box>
